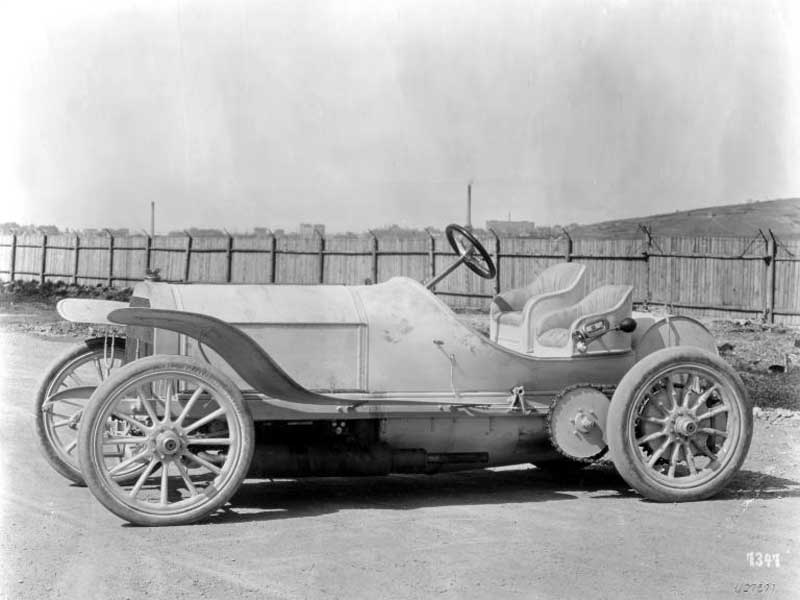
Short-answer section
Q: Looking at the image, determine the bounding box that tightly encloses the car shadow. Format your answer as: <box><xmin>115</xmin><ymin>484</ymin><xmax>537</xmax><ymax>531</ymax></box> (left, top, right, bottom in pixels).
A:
<box><xmin>203</xmin><ymin>464</ymin><xmax>637</xmax><ymax>525</ymax></box>
<box><xmin>198</xmin><ymin>464</ymin><xmax>800</xmax><ymax>525</ymax></box>
<box><xmin>714</xmin><ymin>470</ymin><xmax>800</xmax><ymax>501</ymax></box>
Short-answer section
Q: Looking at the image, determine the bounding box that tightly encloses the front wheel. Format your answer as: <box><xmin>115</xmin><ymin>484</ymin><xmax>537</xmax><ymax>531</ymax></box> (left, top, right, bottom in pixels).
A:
<box><xmin>607</xmin><ymin>347</ymin><xmax>752</xmax><ymax>502</ymax></box>
<box><xmin>78</xmin><ymin>355</ymin><xmax>255</xmax><ymax>526</ymax></box>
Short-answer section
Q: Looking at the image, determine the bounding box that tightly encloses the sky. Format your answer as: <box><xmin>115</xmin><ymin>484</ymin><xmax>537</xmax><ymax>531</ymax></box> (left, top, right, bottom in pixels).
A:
<box><xmin>0</xmin><ymin>0</ymin><xmax>798</xmax><ymax>233</ymax></box>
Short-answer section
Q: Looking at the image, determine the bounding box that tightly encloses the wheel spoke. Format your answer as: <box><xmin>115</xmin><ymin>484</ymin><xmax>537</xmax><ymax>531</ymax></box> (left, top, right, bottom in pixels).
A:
<box><xmin>647</xmin><ymin>439</ymin><xmax>672</xmax><ymax>467</ymax></box>
<box><xmin>691</xmin><ymin>384</ymin><xmax>719</xmax><ymax>412</ymax></box>
<box><xmin>689</xmin><ymin>439</ymin><xmax>720</xmax><ymax>466</ymax></box>
<box><xmin>101</xmin><ymin>437</ymin><xmax>147</xmax><ymax>446</ymax></box>
<box><xmin>667</xmin><ymin>442</ymin><xmax>682</xmax><ymax>478</ymax></box>
<box><xmin>185</xmin><ymin>437</ymin><xmax>232</xmax><ymax>446</ymax></box>
<box><xmin>174</xmin><ymin>460</ymin><xmax>199</xmax><ymax>496</ymax></box>
<box><xmin>136</xmin><ymin>388</ymin><xmax>161</xmax><ymax>425</ymax></box>
<box><xmin>642</xmin><ymin>416</ymin><xmax>668</xmax><ymax>425</ymax></box>
<box><xmin>67</xmin><ymin>372</ymin><xmax>86</xmax><ymax>386</ymax></box>
<box><xmin>65</xmin><ymin>440</ymin><xmax>77</xmax><ymax>455</ymax></box>
<box><xmin>160</xmin><ymin>380</ymin><xmax>174</xmax><ymax>424</ymax></box>
<box><xmin>636</xmin><ymin>430</ymin><xmax>667</xmax><ymax>445</ymax></box>
<box><xmin>109</xmin><ymin>448</ymin><xmax>151</xmax><ymax>475</ymax></box>
<box><xmin>683</xmin><ymin>442</ymin><xmax>698</xmax><ymax>475</ymax></box>
<box><xmin>182</xmin><ymin>407</ymin><xmax>227</xmax><ymax>435</ymax></box>
<box><xmin>52</xmin><ymin>419</ymin><xmax>73</xmax><ymax>429</ymax></box>
<box><xmin>46</xmin><ymin>398</ymin><xmax>84</xmax><ymax>408</ymax></box>
<box><xmin>665</xmin><ymin>378</ymin><xmax>677</xmax><ymax>410</ymax></box>
<box><xmin>175</xmin><ymin>386</ymin><xmax>205</xmax><ymax>427</ymax></box>
<box><xmin>159</xmin><ymin>462</ymin><xmax>170</xmax><ymax>505</ymax></box>
<box><xmin>182</xmin><ymin>450</ymin><xmax>222</xmax><ymax>475</ymax></box>
<box><xmin>129</xmin><ymin>458</ymin><xmax>159</xmax><ymax>498</ymax></box>
<box><xmin>94</xmin><ymin>358</ymin><xmax>105</xmax><ymax>381</ymax></box>
<box><xmin>699</xmin><ymin>427</ymin><xmax>728</xmax><ymax>438</ymax></box>
<box><xmin>682</xmin><ymin>375</ymin><xmax>700</xmax><ymax>408</ymax></box>
<box><xmin>696</xmin><ymin>405</ymin><xmax>729</xmax><ymax>421</ymax></box>
<box><xmin>111</xmin><ymin>412</ymin><xmax>152</xmax><ymax>434</ymax></box>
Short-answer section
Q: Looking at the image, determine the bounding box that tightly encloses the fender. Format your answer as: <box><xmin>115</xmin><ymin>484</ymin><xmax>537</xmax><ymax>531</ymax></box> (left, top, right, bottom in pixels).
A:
<box><xmin>57</xmin><ymin>299</ymin><xmax>130</xmax><ymax>325</ymax></box>
<box><xmin>634</xmin><ymin>315</ymin><xmax>717</xmax><ymax>361</ymax></box>
<box><xmin>108</xmin><ymin>307</ymin><xmax>341</xmax><ymax>405</ymax></box>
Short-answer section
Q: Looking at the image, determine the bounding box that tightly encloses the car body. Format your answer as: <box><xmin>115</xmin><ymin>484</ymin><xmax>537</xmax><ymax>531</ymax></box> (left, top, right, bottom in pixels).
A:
<box><xmin>41</xmin><ymin>225</ymin><xmax>753</xmax><ymax>526</ymax></box>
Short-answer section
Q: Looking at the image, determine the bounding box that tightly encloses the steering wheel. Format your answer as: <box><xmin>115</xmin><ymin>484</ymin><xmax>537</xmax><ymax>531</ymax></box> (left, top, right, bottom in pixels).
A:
<box><xmin>445</xmin><ymin>224</ymin><xmax>496</xmax><ymax>279</ymax></box>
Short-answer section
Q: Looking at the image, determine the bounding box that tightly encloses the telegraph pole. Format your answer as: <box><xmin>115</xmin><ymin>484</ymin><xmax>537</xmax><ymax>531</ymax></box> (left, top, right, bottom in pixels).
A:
<box><xmin>150</xmin><ymin>201</ymin><xmax>155</xmax><ymax>237</ymax></box>
<box><xmin>466</xmin><ymin>181</ymin><xmax>473</xmax><ymax>230</ymax></box>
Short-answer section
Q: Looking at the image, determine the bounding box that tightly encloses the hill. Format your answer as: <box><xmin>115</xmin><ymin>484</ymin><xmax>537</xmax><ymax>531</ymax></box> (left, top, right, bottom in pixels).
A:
<box><xmin>568</xmin><ymin>198</ymin><xmax>800</xmax><ymax>238</ymax></box>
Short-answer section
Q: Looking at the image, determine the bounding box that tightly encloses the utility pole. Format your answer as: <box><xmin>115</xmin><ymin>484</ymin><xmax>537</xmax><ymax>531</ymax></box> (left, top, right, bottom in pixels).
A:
<box><xmin>466</xmin><ymin>181</ymin><xmax>473</xmax><ymax>230</ymax></box>
<box><xmin>150</xmin><ymin>201</ymin><xmax>155</xmax><ymax>237</ymax></box>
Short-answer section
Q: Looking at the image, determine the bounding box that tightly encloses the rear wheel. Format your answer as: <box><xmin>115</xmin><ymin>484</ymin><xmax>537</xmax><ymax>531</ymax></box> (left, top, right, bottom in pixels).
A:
<box><xmin>34</xmin><ymin>338</ymin><xmax>127</xmax><ymax>484</ymax></box>
<box><xmin>78</xmin><ymin>355</ymin><xmax>255</xmax><ymax>526</ymax></box>
<box><xmin>607</xmin><ymin>347</ymin><xmax>752</xmax><ymax>502</ymax></box>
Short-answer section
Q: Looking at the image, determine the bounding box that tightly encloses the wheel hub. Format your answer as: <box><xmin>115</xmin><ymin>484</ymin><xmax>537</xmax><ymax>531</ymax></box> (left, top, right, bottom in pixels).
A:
<box><xmin>673</xmin><ymin>415</ymin><xmax>698</xmax><ymax>437</ymax></box>
<box><xmin>154</xmin><ymin>430</ymin><xmax>183</xmax><ymax>457</ymax></box>
<box><xmin>573</xmin><ymin>410</ymin><xmax>597</xmax><ymax>433</ymax></box>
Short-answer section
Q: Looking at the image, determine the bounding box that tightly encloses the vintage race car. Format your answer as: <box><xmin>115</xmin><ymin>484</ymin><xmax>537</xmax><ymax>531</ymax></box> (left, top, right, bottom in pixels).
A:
<box><xmin>38</xmin><ymin>225</ymin><xmax>753</xmax><ymax>526</ymax></box>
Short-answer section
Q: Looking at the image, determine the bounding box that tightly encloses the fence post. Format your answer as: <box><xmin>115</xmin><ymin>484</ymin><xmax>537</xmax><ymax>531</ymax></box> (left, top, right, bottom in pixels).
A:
<box><xmin>269</xmin><ymin>234</ymin><xmax>277</xmax><ymax>283</ymax></box>
<box><xmin>105</xmin><ymin>230</ymin><xmax>114</xmax><ymax>286</ymax></box>
<box><xmin>369</xmin><ymin>230</ymin><xmax>378</xmax><ymax>284</ymax></box>
<box><xmin>9</xmin><ymin>233</ymin><xmax>16</xmax><ymax>282</ymax></box>
<box><xmin>639</xmin><ymin>224</ymin><xmax>652</xmax><ymax>305</ymax></box>
<box><xmin>316</xmin><ymin>229</ymin><xmax>325</xmax><ymax>284</ymax></box>
<box><xmin>225</xmin><ymin>232</ymin><xmax>234</xmax><ymax>283</ymax></box>
<box><xmin>766</xmin><ymin>230</ymin><xmax>777</xmax><ymax>323</ymax></box>
<box><xmin>72</xmin><ymin>234</ymin><xmax>80</xmax><ymax>284</ymax></box>
<box><xmin>183</xmin><ymin>232</ymin><xmax>193</xmax><ymax>282</ymax></box>
<box><xmin>427</xmin><ymin>229</ymin><xmax>436</xmax><ymax>282</ymax></box>
<box><xmin>40</xmin><ymin>233</ymin><xmax>48</xmax><ymax>285</ymax></box>
<box><xmin>489</xmin><ymin>228</ymin><xmax>501</xmax><ymax>295</ymax></box>
<box><xmin>561</xmin><ymin>228</ymin><xmax>573</xmax><ymax>262</ymax></box>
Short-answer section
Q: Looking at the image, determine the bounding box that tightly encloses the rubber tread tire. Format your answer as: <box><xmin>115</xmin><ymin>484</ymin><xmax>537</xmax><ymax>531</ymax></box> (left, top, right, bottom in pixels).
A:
<box><xmin>78</xmin><ymin>355</ymin><xmax>255</xmax><ymax>526</ymax></box>
<box><xmin>607</xmin><ymin>346</ymin><xmax>752</xmax><ymax>502</ymax></box>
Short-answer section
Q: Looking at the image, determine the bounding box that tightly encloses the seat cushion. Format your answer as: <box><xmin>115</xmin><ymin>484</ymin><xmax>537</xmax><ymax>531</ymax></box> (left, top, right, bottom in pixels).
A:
<box><xmin>538</xmin><ymin>327</ymin><xmax>570</xmax><ymax>347</ymax></box>
<box><xmin>497</xmin><ymin>310</ymin><xmax>523</xmax><ymax>326</ymax></box>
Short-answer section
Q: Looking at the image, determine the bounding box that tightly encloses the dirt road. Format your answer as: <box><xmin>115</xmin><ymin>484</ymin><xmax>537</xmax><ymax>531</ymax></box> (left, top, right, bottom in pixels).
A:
<box><xmin>1</xmin><ymin>332</ymin><xmax>798</xmax><ymax>600</ymax></box>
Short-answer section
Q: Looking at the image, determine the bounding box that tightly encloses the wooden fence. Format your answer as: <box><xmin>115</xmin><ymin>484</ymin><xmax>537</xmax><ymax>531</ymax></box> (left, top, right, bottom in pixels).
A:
<box><xmin>1</xmin><ymin>229</ymin><xmax>799</xmax><ymax>324</ymax></box>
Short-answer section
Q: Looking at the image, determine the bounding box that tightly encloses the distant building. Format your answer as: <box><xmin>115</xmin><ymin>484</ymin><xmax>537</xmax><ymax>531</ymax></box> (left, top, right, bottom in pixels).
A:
<box><xmin>485</xmin><ymin>220</ymin><xmax>538</xmax><ymax>235</ymax></box>
<box><xmin>298</xmin><ymin>223</ymin><xmax>325</xmax><ymax>236</ymax></box>
<box><xmin>187</xmin><ymin>228</ymin><xmax>224</xmax><ymax>237</ymax></box>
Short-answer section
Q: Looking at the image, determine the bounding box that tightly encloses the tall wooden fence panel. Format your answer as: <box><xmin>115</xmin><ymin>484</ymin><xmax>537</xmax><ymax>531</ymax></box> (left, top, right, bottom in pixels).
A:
<box><xmin>774</xmin><ymin>238</ymin><xmax>800</xmax><ymax>321</ymax></box>
<box><xmin>1</xmin><ymin>229</ymin><xmax>798</xmax><ymax>324</ymax></box>
<box><xmin>232</xmin><ymin>236</ymin><xmax>274</xmax><ymax>283</ymax></box>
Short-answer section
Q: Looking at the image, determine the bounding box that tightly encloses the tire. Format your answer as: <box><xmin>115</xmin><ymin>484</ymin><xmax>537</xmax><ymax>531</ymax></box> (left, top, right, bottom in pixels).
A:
<box><xmin>34</xmin><ymin>337</ymin><xmax>126</xmax><ymax>484</ymax></box>
<box><xmin>78</xmin><ymin>355</ymin><xmax>255</xmax><ymax>526</ymax></box>
<box><xmin>607</xmin><ymin>346</ymin><xmax>752</xmax><ymax>502</ymax></box>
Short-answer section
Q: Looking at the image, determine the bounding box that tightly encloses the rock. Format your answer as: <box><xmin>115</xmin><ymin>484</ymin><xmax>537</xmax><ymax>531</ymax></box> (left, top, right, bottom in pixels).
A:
<box><xmin>717</xmin><ymin>342</ymin><xmax>735</xmax><ymax>353</ymax></box>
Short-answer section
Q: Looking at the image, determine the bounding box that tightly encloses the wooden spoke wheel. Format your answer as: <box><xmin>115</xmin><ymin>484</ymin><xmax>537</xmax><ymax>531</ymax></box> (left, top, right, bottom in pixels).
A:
<box><xmin>607</xmin><ymin>347</ymin><xmax>752</xmax><ymax>502</ymax></box>
<box><xmin>78</xmin><ymin>355</ymin><xmax>254</xmax><ymax>526</ymax></box>
<box><xmin>34</xmin><ymin>338</ymin><xmax>137</xmax><ymax>485</ymax></box>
